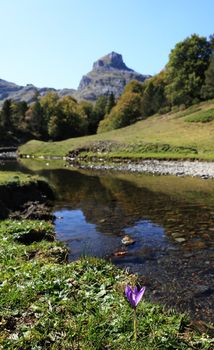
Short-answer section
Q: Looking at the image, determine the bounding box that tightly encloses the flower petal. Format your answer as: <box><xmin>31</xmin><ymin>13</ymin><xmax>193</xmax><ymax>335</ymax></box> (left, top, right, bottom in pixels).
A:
<box><xmin>125</xmin><ymin>285</ymin><xmax>136</xmax><ymax>308</ymax></box>
<box><xmin>125</xmin><ymin>285</ymin><xmax>132</xmax><ymax>298</ymax></box>
<box><xmin>135</xmin><ymin>286</ymin><xmax>146</xmax><ymax>306</ymax></box>
<box><xmin>125</xmin><ymin>285</ymin><xmax>132</xmax><ymax>303</ymax></box>
<box><xmin>134</xmin><ymin>286</ymin><xmax>138</xmax><ymax>294</ymax></box>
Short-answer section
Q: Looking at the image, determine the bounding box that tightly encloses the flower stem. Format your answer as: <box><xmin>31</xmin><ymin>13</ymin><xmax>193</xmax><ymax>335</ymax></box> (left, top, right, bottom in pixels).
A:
<box><xmin>134</xmin><ymin>308</ymin><xmax>137</xmax><ymax>341</ymax></box>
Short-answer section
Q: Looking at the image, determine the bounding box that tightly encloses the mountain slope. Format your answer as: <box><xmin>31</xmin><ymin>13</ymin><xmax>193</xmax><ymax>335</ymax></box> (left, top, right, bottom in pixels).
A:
<box><xmin>0</xmin><ymin>79</ymin><xmax>55</xmax><ymax>105</ymax></box>
<box><xmin>74</xmin><ymin>52</ymin><xmax>150</xmax><ymax>101</ymax></box>
<box><xmin>0</xmin><ymin>52</ymin><xmax>150</xmax><ymax>104</ymax></box>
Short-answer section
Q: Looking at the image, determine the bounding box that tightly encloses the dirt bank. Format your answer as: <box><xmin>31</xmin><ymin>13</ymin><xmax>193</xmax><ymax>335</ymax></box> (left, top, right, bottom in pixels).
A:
<box><xmin>0</xmin><ymin>180</ymin><xmax>54</xmax><ymax>219</ymax></box>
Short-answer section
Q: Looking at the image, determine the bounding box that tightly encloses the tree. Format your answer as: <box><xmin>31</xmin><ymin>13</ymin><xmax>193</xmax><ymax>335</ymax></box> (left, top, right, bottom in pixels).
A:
<box><xmin>90</xmin><ymin>95</ymin><xmax>109</xmax><ymax>134</ymax></box>
<box><xmin>48</xmin><ymin>96</ymin><xmax>83</xmax><ymax>140</ymax></box>
<box><xmin>97</xmin><ymin>81</ymin><xmax>146</xmax><ymax>133</ymax></box>
<box><xmin>97</xmin><ymin>92</ymin><xmax>142</xmax><ymax>133</ymax></box>
<box><xmin>11</xmin><ymin>101</ymin><xmax>28</xmax><ymax>132</ymax></box>
<box><xmin>123</xmin><ymin>80</ymin><xmax>144</xmax><ymax>95</ymax></box>
<box><xmin>105</xmin><ymin>92</ymin><xmax>116</xmax><ymax>114</ymax></box>
<box><xmin>141</xmin><ymin>71</ymin><xmax>167</xmax><ymax>116</ymax></box>
<box><xmin>165</xmin><ymin>34</ymin><xmax>212</xmax><ymax>106</ymax></box>
<box><xmin>0</xmin><ymin>99</ymin><xmax>12</xmax><ymax>130</ymax></box>
<box><xmin>40</xmin><ymin>92</ymin><xmax>60</xmax><ymax>135</ymax></box>
<box><xmin>77</xmin><ymin>101</ymin><xmax>94</xmax><ymax>134</ymax></box>
<box><xmin>26</xmin><ymin>100</ymin><xmax>44</xmax><ymax>138</ymax></box>
<box><xmin>201</xmin><ymin>56</ymin><xmax>214</xmax><ymax>99</ymax></box>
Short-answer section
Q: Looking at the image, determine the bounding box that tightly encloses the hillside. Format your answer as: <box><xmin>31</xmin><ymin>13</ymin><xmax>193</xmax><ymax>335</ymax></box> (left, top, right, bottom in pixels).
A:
<box><xmin>19</xmin><ymin>100</ymin><xmax>214</xmax><ymax>160</ymax></box>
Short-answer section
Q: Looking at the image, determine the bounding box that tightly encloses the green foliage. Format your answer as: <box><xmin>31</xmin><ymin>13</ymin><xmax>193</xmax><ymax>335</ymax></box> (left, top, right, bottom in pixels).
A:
<box><xmin>0</xmin><ymin>219</ymin><xmax>212</xmax><ymax>349</ymax></box>
<box><xmin>142</xmin><ymin>71</ymin><xmax>167</xmax><ymax>116</ymax></box>
<box><xmin>11</xmin><ymin>101</ymin><xmax>28</xmax><ymax>130</ymax></box>
<box><xmin>40</xmin><ymin>92</ymin><xmax>60</xmax><ymax>121</ymax></box>
<box><xmin>0</xmin><ymin>219</ymin><xmax>54</xmax><ymax>243</ymax></box>
<box><xmin>0</xmin><ymin>100</ymin><xmax>30</xmax><ymax>143</ymax></box>
<box><xmin>0</xmin><ymin>99</ymin><xmax>12</xmax><ymax>130</ymax></box>
<box><xmin>185</xmin><ymin>108</ymin><xmax>214</xmax><ymax>123</ymax></box>
<box><xmin>91</xmin><ymin>95</ymin><xmax>110</xmax><ymax>133</ymax></box>
<box><xmin>105</xmin><ymin>92</ymin><xmax>116</xmax><ymax>114</ymax></box>
<box><xmin>48</xmin><ymin>96</ymin><xmax>83</xmax><ymax>140</ymax></box>
<box><xmin>77</xmin><ymin>100</ymin><xmax>93</xmax><ymax>133</ymax></box>
<box><xmin>26</xmin><ymin>99</ymin><xmax>45</xmax><ymax>138</ymax></box>
<box><xmin>123</xmin><ymin>80</ymin><xmax>144</xmax><ymax>95</ymax></box>
<box><xmin>165</xmin><ymin>34</ymin><xmax>212</xmax><ymax>106</ymax></box>
<box><xmin>19</xmin><ymin>99</ymin><xmax>214</xmax><ymax>160</ymax></box>
<box><xmin>201</xmin><ymin>55</ymin><xmax>214</xmax><ymax>99</ymax></box>
<box><xmin>98</xmin><ymin>83</ymin><xmax>143</xmax><ymax>133</ymax></box>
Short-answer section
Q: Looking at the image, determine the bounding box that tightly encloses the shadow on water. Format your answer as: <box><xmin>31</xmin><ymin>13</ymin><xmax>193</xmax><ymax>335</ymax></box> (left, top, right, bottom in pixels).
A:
<box><xmin>1</xmin><ymin>158</ymin><xmax>214</xmax><ymax>325</ymax></box>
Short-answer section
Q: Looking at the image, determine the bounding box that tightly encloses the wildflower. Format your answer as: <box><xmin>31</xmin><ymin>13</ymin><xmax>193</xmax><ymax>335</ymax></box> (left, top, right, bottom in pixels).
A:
<box><xmin>125</xmin><ymin>285</ymin><xmax>146</xmax><ymax>340</ymax></box>
<box><xmin>125</xmin><ymin>285</ymin><xmax>146</xmax><ymax>309</ymax></box>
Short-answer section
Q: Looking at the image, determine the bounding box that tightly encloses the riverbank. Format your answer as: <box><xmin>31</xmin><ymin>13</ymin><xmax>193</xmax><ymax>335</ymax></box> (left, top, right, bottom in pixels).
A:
<box><xmin>18</xmin><ymin>145</ymin><xmax>214</xmax><ymax>179</ymax></box>
<box><xmin>72</xmin><ymin>158</ymin><xmax>214</xmax><ymax>179</ymax></box>
<box><xmin>0</xmin><ymin>147</ymin><xmax>17</xmax><ymax>160</ymax></box>
<box><xmin>0</xmin><ymin>171</ymin><xmax>213</xmax><ymax>349</ymax></box>
<box><xmin>0</xmin><ymin>172</ymin><xmax>54</xmax><ymax>220</ymax></box>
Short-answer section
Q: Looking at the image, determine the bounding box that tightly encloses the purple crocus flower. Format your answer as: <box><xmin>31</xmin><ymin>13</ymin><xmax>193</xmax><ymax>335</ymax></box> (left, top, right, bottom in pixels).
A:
<box><xmin>125</xmin><ymin>285</ymin><xmax>146</xmax><ymax>309</ymax></box>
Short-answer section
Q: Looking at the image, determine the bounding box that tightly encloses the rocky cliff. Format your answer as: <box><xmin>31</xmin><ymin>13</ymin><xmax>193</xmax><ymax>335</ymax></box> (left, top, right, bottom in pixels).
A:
<box><xmin>0</xmin><ymin>52</ymin><xmax>150</xmax><ymax>104</ymax></box>
<box><xmin>74</xmin><ymin>52</ymin><xmax>150</xmax><ymax>101</ymax></box>
<box><xmin>0</xmin><ymin>79</ymin><xmax>54</xmax><ymax>105</ymax></box>
<box><xmin>0</xmin><ymin>79</ymin><xmax>75</xmax><ymax>106</ymax></box>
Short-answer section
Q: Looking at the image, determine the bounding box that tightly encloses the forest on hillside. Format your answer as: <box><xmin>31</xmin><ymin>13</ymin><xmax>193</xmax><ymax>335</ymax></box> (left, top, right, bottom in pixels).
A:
<box><xmin>0</xmin><ymin>33</ymin><xmax>213</xmax><ymax>145</ymax></box>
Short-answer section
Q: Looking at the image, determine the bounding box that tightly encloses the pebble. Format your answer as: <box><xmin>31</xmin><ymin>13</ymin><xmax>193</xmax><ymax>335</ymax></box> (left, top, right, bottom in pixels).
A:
<box><xmin>121</xmin><ymin>235</ymin><xmax>135</xmax><ymax>246</ymax></box>
<box><xmin>72</xmin><ymin>159</ymin><xmax>214</xmax><ymax>179</ymax></box>
<box><xmin>174</xmin><ymin>237</ymin><xmax>186</xmax><ymax>243</ymax></box>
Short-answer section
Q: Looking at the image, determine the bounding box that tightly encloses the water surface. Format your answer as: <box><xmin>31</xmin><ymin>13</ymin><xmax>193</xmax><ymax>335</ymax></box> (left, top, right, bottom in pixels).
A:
<box><xmin>1</xmin><ymin>159</ymin><xmax>214</xmax><ymax>324</ymax></box>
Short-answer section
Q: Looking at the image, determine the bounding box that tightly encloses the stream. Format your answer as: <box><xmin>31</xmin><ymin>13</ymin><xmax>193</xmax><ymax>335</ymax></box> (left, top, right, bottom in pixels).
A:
<box><xmin>1</xmin><ymin>158</ymin><xmax>214</xmax><ymax>325</ymax></box>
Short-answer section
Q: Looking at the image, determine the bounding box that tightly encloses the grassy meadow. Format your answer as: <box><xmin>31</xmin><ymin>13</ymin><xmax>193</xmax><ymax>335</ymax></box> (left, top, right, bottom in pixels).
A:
<box><xmin>19</xmin><ymin>100</ymin><xmax>214</xmax><ymax>160</ymax></box>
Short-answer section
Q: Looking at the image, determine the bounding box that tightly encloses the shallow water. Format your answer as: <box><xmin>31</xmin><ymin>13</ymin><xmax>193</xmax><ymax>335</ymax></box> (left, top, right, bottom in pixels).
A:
<box><xmin>1</xmin><ymin>159</ymin><xmax>214</xmax><ymax>324</ymax></box>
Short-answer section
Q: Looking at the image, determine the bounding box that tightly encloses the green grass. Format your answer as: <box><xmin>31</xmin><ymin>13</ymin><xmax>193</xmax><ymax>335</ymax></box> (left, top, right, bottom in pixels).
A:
<box><xmin>0</xmin><ymin>219</ymin><xmax>213</xmax><ymax>349</ymax></box>
<box><xmin>0</xmin><ymin>220</ymin><xmax>55</xmax><ymax>243</ymax></box>
<box><xmin>185</xmin><ymin>108</ymin><xmax>214</xmax><ymax>123</ymax></box>
<box><xmin>0</xmin><ymin>172</ymin><xmax>41</xmax><ymax>186</ymax></box>
<box><xmin>19</xmin><ymin>100</ymin><xmax>214</xmax><ymax>160</ymax></box>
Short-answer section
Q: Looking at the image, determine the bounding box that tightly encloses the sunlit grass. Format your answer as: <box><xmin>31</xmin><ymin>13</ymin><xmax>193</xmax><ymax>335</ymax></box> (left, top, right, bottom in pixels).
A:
<box><xmin>19</xmin><ymin>100</ymin><xmax>214</xmax><ymax>160</ymax></box>
<box><xmin>0</xmin><ymin>172</ymin><xmax>40</xmax><ymax>185</ymax></box>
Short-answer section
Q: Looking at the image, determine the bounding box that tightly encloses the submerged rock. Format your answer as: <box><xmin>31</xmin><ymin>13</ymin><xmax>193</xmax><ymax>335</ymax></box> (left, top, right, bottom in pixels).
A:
<box><xmin>113</xmin><ymin>250</ymin><xmax>127</xmax><ymax>257</ymax></box>
<box><xmin>121</xmin><ymin>235</ymin><xmax>135</xmax><ymax>246</ymax></box>
<box><xmin>174</xmin><ymin>237</ymin><xmax>186</xmax><ymax>243</ymax></box>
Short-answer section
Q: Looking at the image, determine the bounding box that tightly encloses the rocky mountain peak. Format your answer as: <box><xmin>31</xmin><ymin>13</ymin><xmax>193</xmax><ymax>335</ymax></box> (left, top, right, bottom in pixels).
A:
<box><xmin>77</xmin><ymin>52</ymin><xmax>150</xmax><ymax>100</ymax></box>
<box><xmin>92</xmin><ymin>52</ymin><xmax>133</xmax><ymax>72</ymax></box>
<box><xmin>0</xmin><ymin>52</ymin><xmax>151</xmax><ymax>104</ymax></box>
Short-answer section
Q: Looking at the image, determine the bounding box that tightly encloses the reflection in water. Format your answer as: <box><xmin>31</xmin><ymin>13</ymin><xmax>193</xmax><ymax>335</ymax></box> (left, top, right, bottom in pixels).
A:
<box><xmin>1</xmin><ymin>159</ymin><xmax>214</xmax><ymax>324</ymax></box>
<box><xmin>49</xmin><ymin>168</ymin><xmax>214</xmax><ymax>325</ymax></box>
<box><xmin>55</xmin><ymin>209</ymin><xmax>122</xmax><ymax>259</ymax></box>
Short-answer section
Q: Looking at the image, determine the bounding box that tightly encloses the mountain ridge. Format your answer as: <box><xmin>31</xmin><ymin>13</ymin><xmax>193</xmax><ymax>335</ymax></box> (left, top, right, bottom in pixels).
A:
<box><xmin>0</xmin><ymin>52</ymin><xmax>150</xmax><ymax>104</ymax></box>
<box><xmin>75</xmin><ymin>52</ymin><xmax>150</xmax><ymax>101</ymax></box>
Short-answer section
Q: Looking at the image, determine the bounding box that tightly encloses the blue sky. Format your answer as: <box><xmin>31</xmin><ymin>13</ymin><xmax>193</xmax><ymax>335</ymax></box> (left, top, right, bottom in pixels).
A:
<box><xmin>0</xmin><ymin>0</ymin><xmax>213</xmax><ymax>89</ymax></box>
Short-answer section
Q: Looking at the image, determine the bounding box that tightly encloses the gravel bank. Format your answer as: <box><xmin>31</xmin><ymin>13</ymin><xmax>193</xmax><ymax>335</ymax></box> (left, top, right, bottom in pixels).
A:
<box><xmin>0</xmin><ymin>151</ymin><xmax>17</xmax><ymax>160</ymax></box>
<box><xmin>75</xmin><ymin>159</ymin><xmax>214</xmax><ymax>178</ymax></box>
